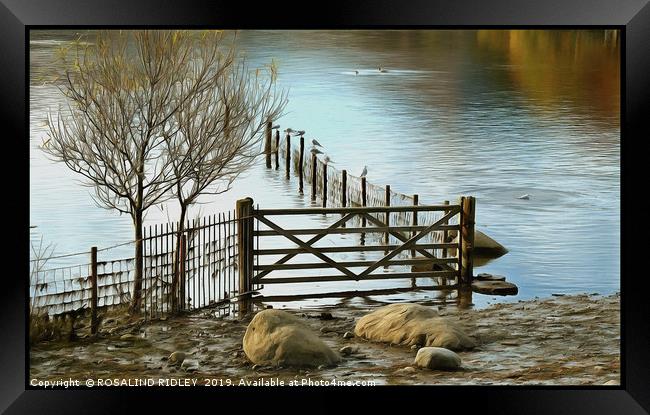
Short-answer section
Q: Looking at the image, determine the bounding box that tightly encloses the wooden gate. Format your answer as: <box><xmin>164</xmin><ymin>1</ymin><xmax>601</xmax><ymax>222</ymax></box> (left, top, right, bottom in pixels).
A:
<box><xmin>236</xmin><ymin>197</ymin><xmax>476</xmax><ymax>294</ymax></box>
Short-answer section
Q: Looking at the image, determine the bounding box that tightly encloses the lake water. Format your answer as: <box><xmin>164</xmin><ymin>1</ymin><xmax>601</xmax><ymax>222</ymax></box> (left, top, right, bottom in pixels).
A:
<box><xmin>29</xmin><ymin>30</ymin><xmax>620</xmax><ymax>308</ymax></box>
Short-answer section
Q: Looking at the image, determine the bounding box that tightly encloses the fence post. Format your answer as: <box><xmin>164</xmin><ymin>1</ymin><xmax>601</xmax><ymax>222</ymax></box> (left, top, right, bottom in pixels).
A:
<box><xmin>311</xmin><ymin>153</ymin><xmax>317</xmax><ymax>201</ymax></box>
<box><xmin>460</xmin><ymin>196</ymin><xmax>476</xmax><ymax>285</ymax></box>
<box><xmin>384</xmin><ymin>185</ymin><xmax>390</xmax><ymax>245</ymax></box>
<box><xmin>265</xmin><ymin>121</ymin><xmax>272</xmax><ymax>168</ymax></box>
<box><xmin>411</xmin><ymin>194</ymin><xmax>418</xmax><ymax>258</ymax></box>
<box><xmin>322</xmin><ymin>162</ymin><xmax>328</xmax><ymax>208</ymax></box>
<box><xmin>179</xmin><ymin>233</ymin><xmax>186</xmax><ymax>311</ymax></box>
<box><xmin>285</xmin><ymin>134</ymin><xmax>291</xmax><ymax>178</ymax></box>
<box><xmin>236</xmin><ymin>198</ymin><xmax>254</xmax><ymax>314</ymax></box>
<box><xmin>361</xmin><ymin>176</ymin><xmax>367</xmax><ymax>227</ymax></box>
<box><xmin>341</xmin><ymin>170</ymin><xmax>347</xmax><ymax>207</ymax></box>
<box><xmin>90</xmin><ymin>246</ymin><xmax>98</xmax><ymax>334</ymax></box>
<box><xmin>274</xmin><ymin>130</ymin><xmax>280</xmax><ymax>170</ymax></box>
<box><xmin>299</xmin><ymin>136</ymin><xmax>305</xmax><ymax>193</ymax></box>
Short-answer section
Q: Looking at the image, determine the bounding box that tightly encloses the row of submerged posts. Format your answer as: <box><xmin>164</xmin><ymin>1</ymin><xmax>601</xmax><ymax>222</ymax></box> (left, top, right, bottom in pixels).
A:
<box><xmin>261</xmin><ymin>121</ymin><xmax>477</xmax><ymax>288</ymax></box>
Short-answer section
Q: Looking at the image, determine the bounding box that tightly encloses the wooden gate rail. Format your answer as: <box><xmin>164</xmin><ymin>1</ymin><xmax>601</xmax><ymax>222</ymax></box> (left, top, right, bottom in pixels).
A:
<box><xmin>237</xmin><ymin>198</ymin><xmax>476</xmax><ymax>288</ymax></box>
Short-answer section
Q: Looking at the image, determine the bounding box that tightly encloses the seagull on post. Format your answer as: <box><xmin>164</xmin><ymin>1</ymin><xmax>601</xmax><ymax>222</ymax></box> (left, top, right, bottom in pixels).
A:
<box><xmin>310</xmin><ymin>147</ymin><xmax>324</xmax><ymax>155</ymax></box>
<box><xmin>292</xmin><ymin>130</ymin><xmax>306</xmax><ymax>137</ymax></box>
<box><xmin>311</xmin><ymin>138</ymin><xmax>323</xmax><ymax>148</ymax></box>
<box><xmin>323</xmin><ymin>155</ymin><xmax>334</xmax><ymax>164</ymax></box>
<box><xmin>283</xmin><ymin>128</ymin><xmax>295</xmax><ymax>134</ymax></box>
<box><xmin>361</xmin><ymin>165</ymin><xmax>368</xmax><ymax>177</ymax></box>
<box><xmin>271</xmin><ymin>124</ymin><xmax>280</xmax><ymax>130</ymax></box>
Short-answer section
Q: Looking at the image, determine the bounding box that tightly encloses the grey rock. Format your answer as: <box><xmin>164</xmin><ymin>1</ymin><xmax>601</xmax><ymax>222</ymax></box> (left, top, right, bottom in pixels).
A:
<box><xmin>168</xmin><ymin>351</ymin><xmax>186</xmax><ymax>366</ymax></box>
<box><xmin>339</xmin><ymin>346</ymin><xmax>354</xmax><ymax>356</ymax></box>
<box><xmin>414</xmin><ymin>347</ymin><xmax>461</xmax><ymax>370</ymax></box>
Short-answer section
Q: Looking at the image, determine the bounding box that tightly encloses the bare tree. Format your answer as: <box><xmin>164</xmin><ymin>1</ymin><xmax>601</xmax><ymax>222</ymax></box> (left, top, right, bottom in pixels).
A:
<box><xmin>42</xmin><ymin>30</ymin><xmax>238</xmax><ymax>312</ymax></box>
<box><xmin>163</xmin><ymin>50</ymin><xmax>287</xmax><ymax>308</ymax></box>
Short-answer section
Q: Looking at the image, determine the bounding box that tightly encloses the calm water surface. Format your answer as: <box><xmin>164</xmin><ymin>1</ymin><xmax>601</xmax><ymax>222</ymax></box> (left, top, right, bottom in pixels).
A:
<box><xmin>29</xmin><ymin>30</ymin><xmax>620</xmax><ymax>308</ymax></box>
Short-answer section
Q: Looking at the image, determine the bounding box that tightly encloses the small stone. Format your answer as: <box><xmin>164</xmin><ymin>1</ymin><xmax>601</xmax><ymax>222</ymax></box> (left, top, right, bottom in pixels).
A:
<box><xmin>252</xmin><ymin>364</ymin><xmax>261</xmax><ymax>370</ymax></box>
<box><xmin>168</xmin><ymin>351</ymin><xmax>186</xmax><ymax>366</ymax></box>
<box><xmin>119</xmin><ymin>333</ymin><xmax>136</xmax><ymax>340</ymax></box>
<box><xmin>317</xmin><ymin>365</ymin><xmax>326</xmax><ymax>370</ymax></box>
<box><xmin>342</xmin><ymin>331</ymin><xmax>354</xmax><ymax>339</ymax></box>
<box><xmin>339</xmin><ymin>346</ymin><xmax>354</xmax><ymax>356</ymax></box>
<box><xmin>411</xmin><ymin>344</ymin><xmax>419</xmax><ymax>350</ymax></box>
<box><xmin>414</xmin><ymin>347</ymin><xmax>461</xmax><ymax>370</ymax></box>
<box><xmin>320</xmin><ymin>312</ymin><xmax>334</xmax><ymax>320</ymax></box>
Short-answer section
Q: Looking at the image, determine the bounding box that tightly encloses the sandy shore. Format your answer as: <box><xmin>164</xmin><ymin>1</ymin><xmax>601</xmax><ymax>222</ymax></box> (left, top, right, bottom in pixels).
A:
<box><xmin>30</xmin><ymin>293</ymin><xmax>620</xmax><ymax>386</ymax></box>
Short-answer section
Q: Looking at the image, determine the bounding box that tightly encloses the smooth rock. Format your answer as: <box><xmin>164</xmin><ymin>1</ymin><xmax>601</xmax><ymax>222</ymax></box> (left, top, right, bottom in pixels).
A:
<box><xmin>243</xmin><ymin>309</ymin><xmax>341</xmax><ymax>368</ymax></box>
<box><xmin>414</xmin><ymin>347</ymin><xmax>461</xmax><ymax>370</ymax></box>
<box><xmin>354</xmin><ymin>303</ymin><xmax>476</xmax><ymax>351</ymax></box>
<box><xmin>339</xmin><ymin>346</ymin><xmax>354</xmax><ymax>356</ymax></box>
<box><xmin>395</xmin><ymin>366</ymin><xmax>417</xmax><ymax>374</ymax></box>
<box><xmin>168</xmin><ymin>351</ymin><xmax>186</xmax><ymax>365</ymax></box>
<box><xmin>472</xmin><ymin>280</ymin><xmax>518</xmax><ymax>296</ymax></box>
<box><xmin>342</xmin><ymin>331</ymin><xmax>354</xmax><ymax>339</ymax></box>
<box><xmin>475</xmin><ymin>273</ymin><xmax>506</xmax><ymax>282</ymax></box>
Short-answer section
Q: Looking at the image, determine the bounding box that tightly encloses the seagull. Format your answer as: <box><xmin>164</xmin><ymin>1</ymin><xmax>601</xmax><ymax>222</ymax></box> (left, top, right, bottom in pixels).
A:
<box><xmin>283</xmin><ymin>128</ymin><xmax>295</xmax><ymax>134</ymax></box>
<box><xmin>310</xmin><ymin>148</ymin><xmax>323</xmax><ymax>155</ymax></box>
<box><xmin>271</xmin><ymin>124</ymin><xmax>280</xmax><ymax>129</ymax></box>
<box><xmin>360</xmin><ymin>165</ymin><xmax>368</xmax><ymax>177</ymax></box>
<box><xmin>517</xmin><ymin>194</ymin><xmax>531</xmax><ymax>200</ymax></box>
<box><xmin>311</xmin><ymin>138</ymin><xmax>323</xmax><ymax>148</ymax></box>
<box><xmin>323</xmin><ymin>155</ymin><xmax>334</xmax><ymax>164</ymax></box>
<box><xmin>354</xmin><ymin>70</ymin><xmax>359</xmax><ymax>75</ymax></box>
<box><xmin>292</xmin><ymin>130</ymin><xmax>305</xmax><ymax>136</ymax></box>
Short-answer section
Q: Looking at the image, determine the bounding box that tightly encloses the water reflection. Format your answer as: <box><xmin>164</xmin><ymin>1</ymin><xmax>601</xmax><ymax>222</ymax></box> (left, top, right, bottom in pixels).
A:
<box><xmin>29</xmin><ymin>30</ymin><xmax>620</xmax><ymax>308</ymax></box>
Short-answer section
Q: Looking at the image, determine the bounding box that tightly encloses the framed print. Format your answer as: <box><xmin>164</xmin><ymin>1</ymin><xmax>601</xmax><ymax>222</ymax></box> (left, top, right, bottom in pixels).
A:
<box><xmin>2</xmin><ymin>0</ymin><xmax>649</xmax><ymax>413</ymax></box>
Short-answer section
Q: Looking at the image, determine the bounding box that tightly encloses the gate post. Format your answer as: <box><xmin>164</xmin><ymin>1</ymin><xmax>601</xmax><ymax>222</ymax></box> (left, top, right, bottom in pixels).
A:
<box><xmin>460</xmin><ymin>196</ymin><xmax>476</xmax><ymax>285</ymax></box>
<box><xmin>236</xmin><ymin>198</ymin><xmax>254</xmax><ymax>312</ymax></box>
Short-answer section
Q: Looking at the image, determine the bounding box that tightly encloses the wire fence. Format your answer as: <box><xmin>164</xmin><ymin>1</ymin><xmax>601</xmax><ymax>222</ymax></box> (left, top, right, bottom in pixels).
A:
<box><xmin>29</xmin><ymin>210</ymin><xmax>242</xmax><ymax>320</ymax></box>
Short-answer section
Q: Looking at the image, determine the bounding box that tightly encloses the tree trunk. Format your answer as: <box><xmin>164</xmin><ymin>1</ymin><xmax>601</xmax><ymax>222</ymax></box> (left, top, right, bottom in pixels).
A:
<box><xmin>171</xmin><ymin>203</ymin><xmax>187</xmax><ymax>312</ymax></box>
<box><xmin>130</xmin><ymin>209</ymin><xmax>144</xmax><ymax>314</ymax></box>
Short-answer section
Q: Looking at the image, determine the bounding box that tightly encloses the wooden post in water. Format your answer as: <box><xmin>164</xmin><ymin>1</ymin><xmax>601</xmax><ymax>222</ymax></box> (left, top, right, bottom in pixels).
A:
<box><xmin>322</xmin><ymin>162</ymin><xmax>328</xmax><ymax>207</ymax></box>
<box><xmin>274</xmin><ymin>130</ymin><xmax>280</xmax><ymax>170</ymax></box>
<box><xmin>90</xmin><ymin>246</ymin><xmax>98</xmax><ymax>334</ymax></box>
<box><xmin>361</xmin><ymin>176</ymin><xmax>367</xmax><ymax>227</ymax></box>
<box><xmin>442</xmin><ymin>200</ymin><xmax>450</xmax><ymax>258</ymax></box>
<box><xmin>264</xmin><ymin>121</ymin><xmax>272</xmax><ymax>168</ymax></box>
<box><xmin>311</xmin><ymin>153</ymin><xmax>317</xmax><ymax>201</ymax></box>
<box><xmin>236</xmin><ymin>198</ymin><xmax>254</xmax><ymax>314</ymax></box>
<box><xmin>298</xmin><ymin>136</ymin><xmax>305</xmax><ymax>193</ymax></box>
<box><xmin>341</xmin><ymin>170</ymin><xmax>347</xmax><ymax>207</ymax></box>
<box><xmin>411</xmin><ymin>194</ymin><xmax>418</xmax><ymax>258</ymax></box>
<box><xmin>384</xmin><ymin>185</ymin><xmax>391</xmax><ymax>245</ymax></box>
<box><xmin>459</xmin><ymin>196</ymin><xmax>476</xmax><ymax>286</ymax></box>
<box><xmin>285</xmin><ymin>134</ymin><xmax>291</xmax><ymax>178</ymax></box>
<box><xmin>179</xmin><ymin>233</ymin><xmax>186</xmax><ymax>311</ymax></box>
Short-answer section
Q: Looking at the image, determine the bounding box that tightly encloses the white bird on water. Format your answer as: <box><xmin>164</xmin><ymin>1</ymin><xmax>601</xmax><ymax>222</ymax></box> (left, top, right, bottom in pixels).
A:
<box><xmin>311</xmin><ymin>138</ymin><xmax>323</xmax><ymax>148</ymax></box>
<box><xmin>518</xmin><ymin>194</ymin><xmax>531</xmax><ymax>200</ymax></box>
<box><xmin>360</xmin><ymin>165</ymin><xmax>368</xmax><ymax>177</ymax></box>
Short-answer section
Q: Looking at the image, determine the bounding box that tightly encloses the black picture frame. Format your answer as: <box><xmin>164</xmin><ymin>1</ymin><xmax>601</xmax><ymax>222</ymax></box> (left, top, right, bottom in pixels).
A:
<box><xmin>3</xmin><ymin>0</ymin><xmax>648</xmax><ymax>413</ymax></box>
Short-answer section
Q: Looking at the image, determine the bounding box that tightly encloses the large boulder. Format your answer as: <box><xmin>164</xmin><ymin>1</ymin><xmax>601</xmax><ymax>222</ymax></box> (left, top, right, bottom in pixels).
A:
<box><xmin>354</xmin><ymin>303</ymin><xmax>476</xmax><ymax>351</ymax></box>
<box><xmin>243</xmin><ymin>309</ymin><xmax>341</xmax><ymax>368</ymax></box>
<box><xmin>414</xmin><ymin>347</ymin><xmax>462</xmax><ymax>370</ymax></box>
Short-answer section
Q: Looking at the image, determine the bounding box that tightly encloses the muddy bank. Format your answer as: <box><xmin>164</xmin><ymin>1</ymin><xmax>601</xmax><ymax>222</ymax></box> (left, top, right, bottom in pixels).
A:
<box><xmin>30</xmin><ymin>293</ymin><xmax>619</xmax><ymax>386</ymax></box>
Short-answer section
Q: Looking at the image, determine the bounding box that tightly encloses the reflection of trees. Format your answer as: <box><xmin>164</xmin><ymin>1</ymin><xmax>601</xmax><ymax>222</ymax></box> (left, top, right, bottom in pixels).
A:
<box><xmin>476</xmin><ymin>30</ymin><xmax>620</xmax><ymax>122</ymax></box>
